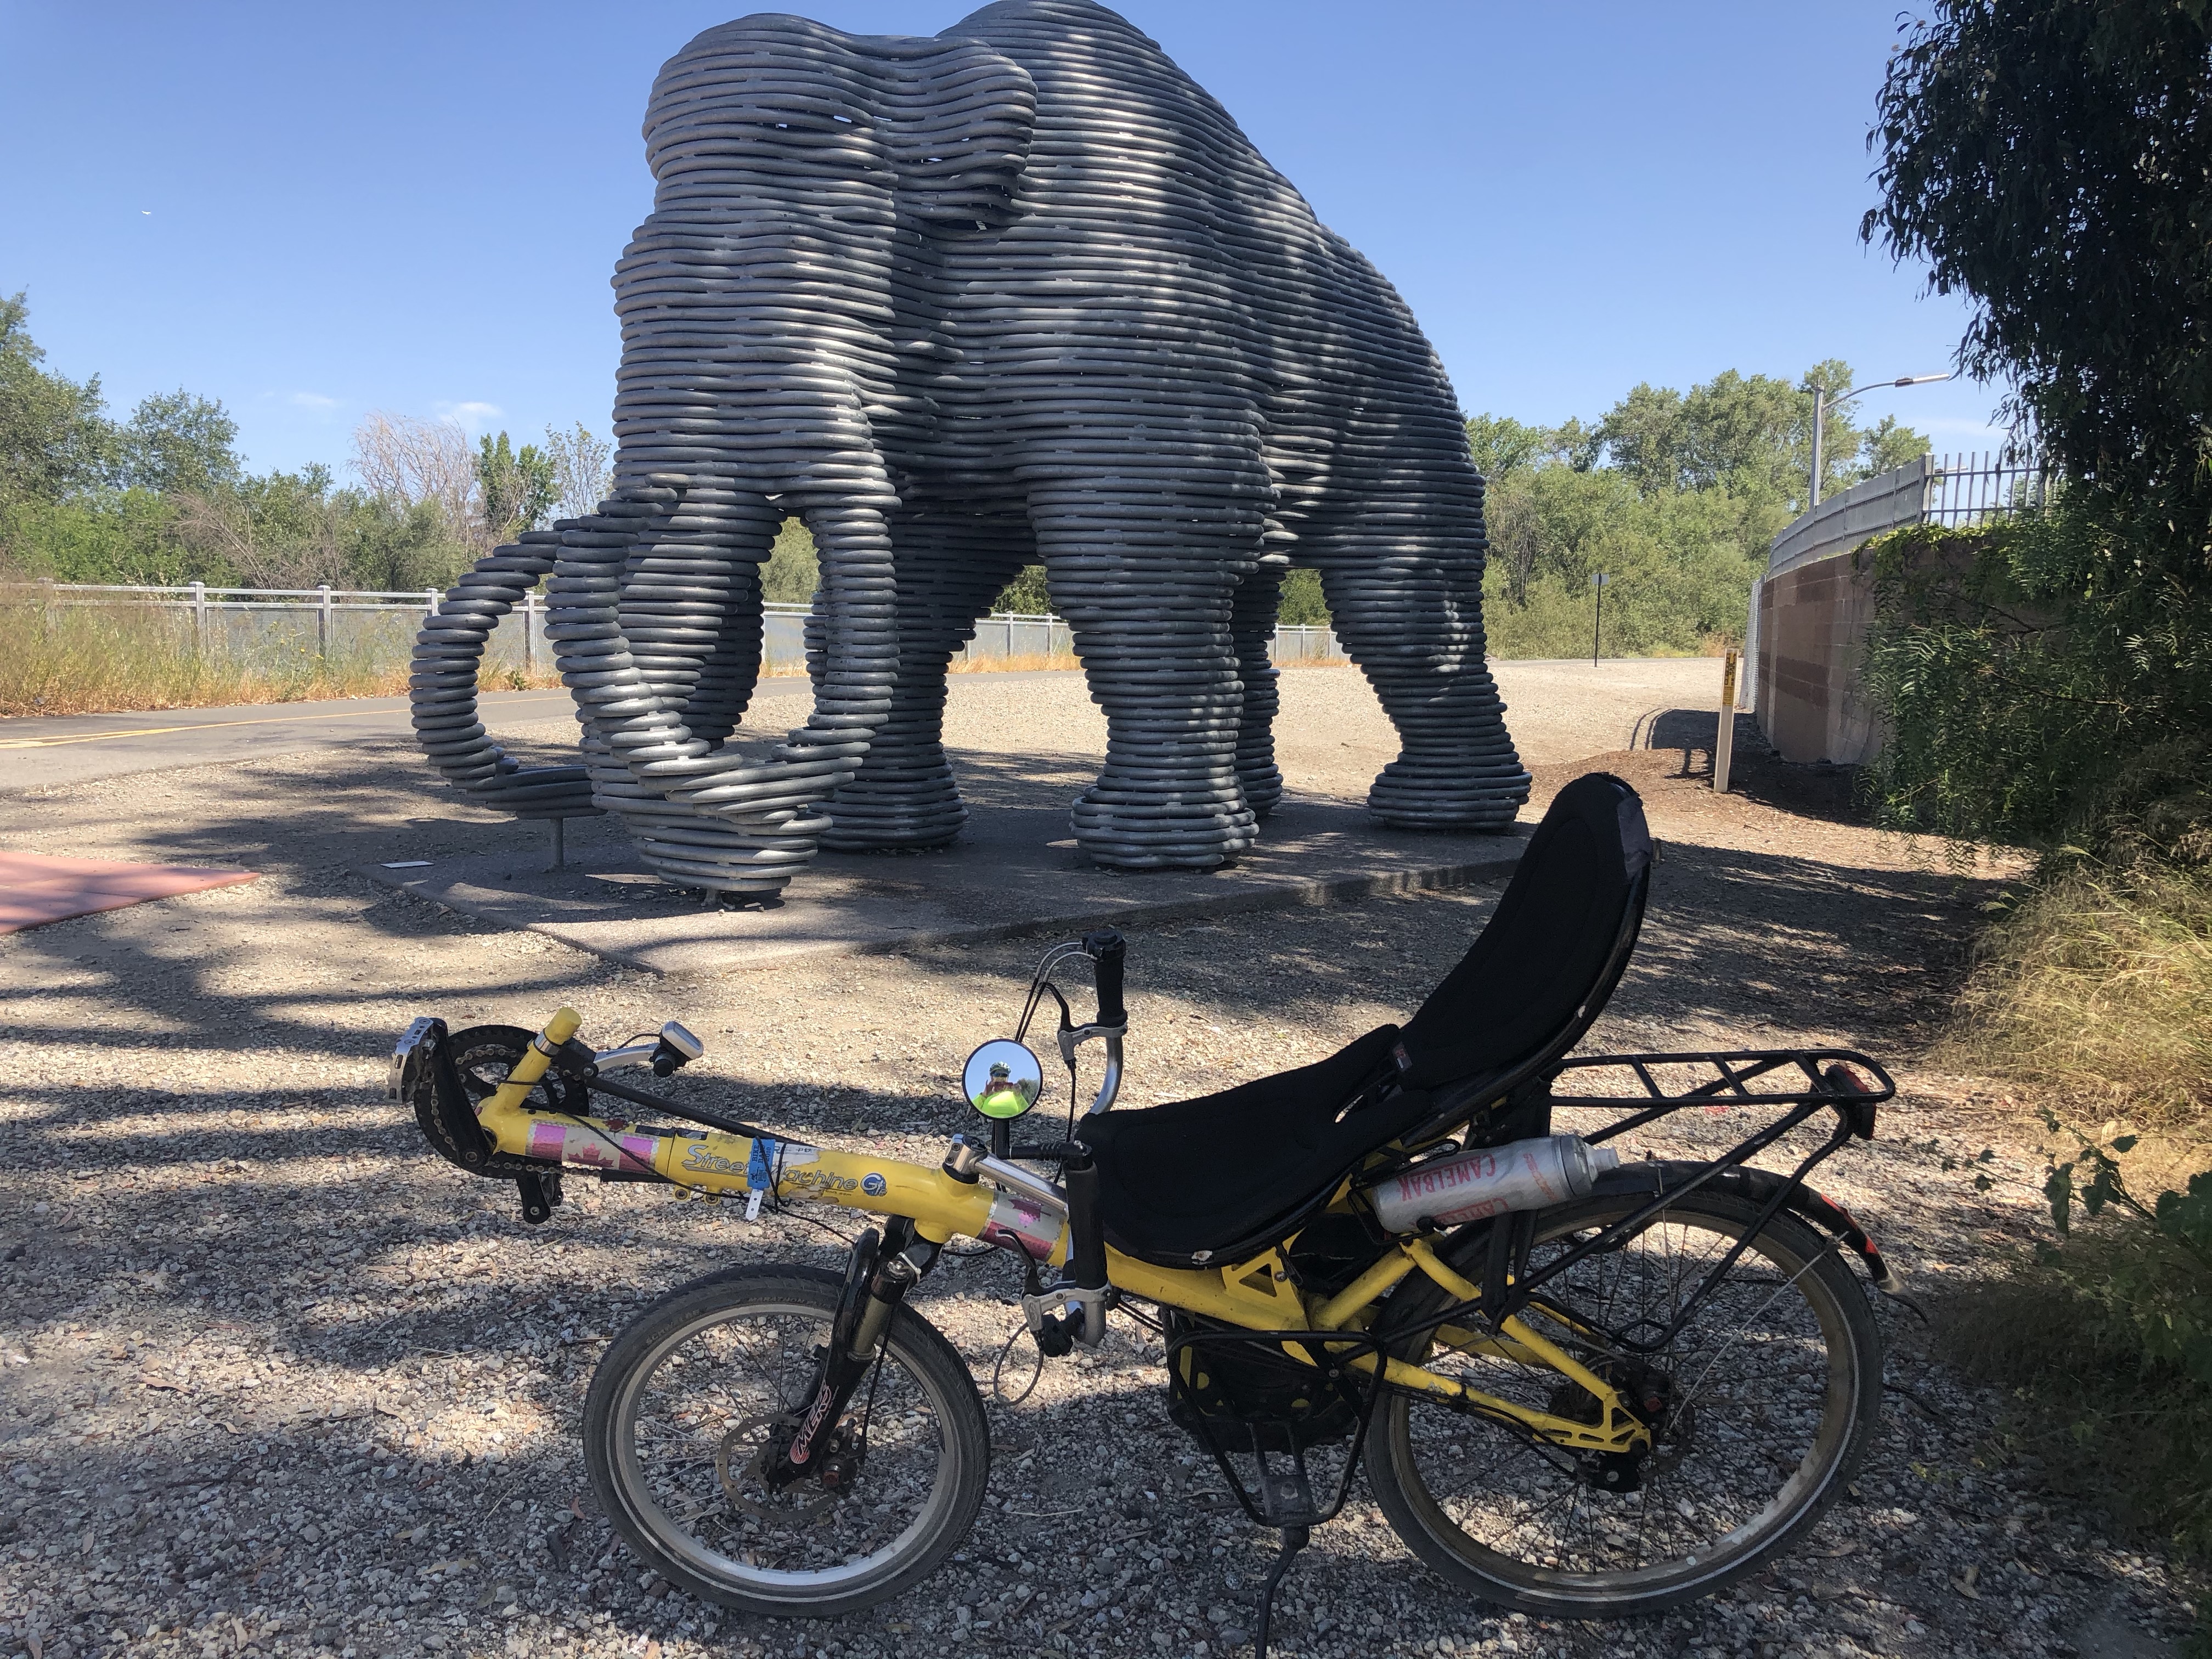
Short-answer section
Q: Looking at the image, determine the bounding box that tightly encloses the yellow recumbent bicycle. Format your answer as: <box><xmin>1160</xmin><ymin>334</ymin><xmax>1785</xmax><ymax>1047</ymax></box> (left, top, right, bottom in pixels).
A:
<box><xmin>391</xmin><ymin>774</ymin><xmax>1896</xmax><ymax>1644</ymax></box>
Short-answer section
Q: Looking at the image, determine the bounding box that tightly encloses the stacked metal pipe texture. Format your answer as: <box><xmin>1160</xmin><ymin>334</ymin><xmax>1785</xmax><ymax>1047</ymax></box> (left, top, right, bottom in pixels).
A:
<box><xmin>410</xmin><ymin>0</ymin><xmax>1528</xmax><ymax>898</ymax></box>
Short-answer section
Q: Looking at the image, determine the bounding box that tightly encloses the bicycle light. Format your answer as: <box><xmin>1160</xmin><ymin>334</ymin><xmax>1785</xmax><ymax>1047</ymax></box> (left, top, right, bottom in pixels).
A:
<box><xmin>652</xmin><ymin>1022</ymin><xmax>705</xmax><ymax>1077</ymax></box>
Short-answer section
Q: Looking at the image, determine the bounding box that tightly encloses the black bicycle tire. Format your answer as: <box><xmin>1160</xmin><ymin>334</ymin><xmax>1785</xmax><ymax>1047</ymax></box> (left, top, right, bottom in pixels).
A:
<box><xmin>583</xmin><ymin>1265</ymin><xmax>990</xmax><ymax>1617</ymax></box>
<box><xmin>1366</xmin><ymin>1190</ymin><xmax>1883</xmax><ymax>1618</ymax></box>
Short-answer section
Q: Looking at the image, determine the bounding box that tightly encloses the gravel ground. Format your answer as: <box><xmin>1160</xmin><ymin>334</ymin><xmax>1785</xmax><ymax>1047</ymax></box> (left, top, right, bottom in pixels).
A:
<box><xmin>0</xmin><ymin>667</ymin><xmax>2200</xmax><ymax>1659</ymax></box>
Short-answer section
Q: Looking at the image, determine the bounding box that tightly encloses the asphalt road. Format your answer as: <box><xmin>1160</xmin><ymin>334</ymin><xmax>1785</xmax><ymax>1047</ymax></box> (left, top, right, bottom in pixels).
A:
<box><xmin>0</xmin><ymin>659</ymin><xmax>1725</xmax><ymax>794</ymax></box>
<box><xmin>0</xmin><ymin>685</ymin><xmax>819</xmax><ymax>791</ymax></box>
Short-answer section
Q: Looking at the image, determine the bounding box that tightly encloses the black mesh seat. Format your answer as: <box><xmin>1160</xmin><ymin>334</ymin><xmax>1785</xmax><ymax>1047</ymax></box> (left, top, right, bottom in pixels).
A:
<box><xmin>1081</xmin><ymin>772</ymin><xmax>1654</xmax><ymax>1266</ymax></box>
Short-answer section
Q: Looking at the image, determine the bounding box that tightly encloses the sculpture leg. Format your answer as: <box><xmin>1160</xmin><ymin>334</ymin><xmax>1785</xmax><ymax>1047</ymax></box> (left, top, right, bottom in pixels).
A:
<box><xmin>1032</xmin><ymin>484</ymin><xmax>1262</xmax><ymax>870</ymax></box>
<box><xmin>818</xmin><ymin>510</ymin><xmax>1032</xmax><ymax>851</ymax></box>
<box><xmin>1310</xmin><ymin>539</ymin><xmax>1530</xmax><ymax>831</ymax></box>
<box><xmin>1230</xmin><ymin>556</ymin><xmax>1286</xmax><ymax>819</ymax></box>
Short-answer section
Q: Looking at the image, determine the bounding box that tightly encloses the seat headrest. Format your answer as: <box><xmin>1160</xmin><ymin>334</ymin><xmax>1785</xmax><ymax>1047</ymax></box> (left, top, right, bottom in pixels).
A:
<box><xmin>1389</xmin><ymin>771</ymin><xmax>1653</xmax><ymax>1094</ymax></box>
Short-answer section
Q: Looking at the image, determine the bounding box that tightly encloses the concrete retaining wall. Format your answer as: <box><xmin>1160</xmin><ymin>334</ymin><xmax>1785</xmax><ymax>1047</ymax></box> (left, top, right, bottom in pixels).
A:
<box><xmin>1754</xmin><ymin>458</ymin><xmax>1933</xmax><ymax>765</ymax></box>
<box><xmin>1755</xmin><ymin>544</ymin><xmax>1881</xmax><ymax>765</ymax></box>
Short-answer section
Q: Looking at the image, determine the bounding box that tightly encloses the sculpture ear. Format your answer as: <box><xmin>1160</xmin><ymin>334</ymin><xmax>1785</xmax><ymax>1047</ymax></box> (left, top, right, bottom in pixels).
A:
<box><xmin>875</xmin><ymin>40</ymin><xmax>1036</xmax><ymax>231</ymax></box>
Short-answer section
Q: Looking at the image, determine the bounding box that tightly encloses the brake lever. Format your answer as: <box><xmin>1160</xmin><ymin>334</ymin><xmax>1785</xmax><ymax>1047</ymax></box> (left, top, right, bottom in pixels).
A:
<box><xmin>1058</xmin><ymin>1022</ymin><xmax>1125</xmax><ymax>1115</ymax></box>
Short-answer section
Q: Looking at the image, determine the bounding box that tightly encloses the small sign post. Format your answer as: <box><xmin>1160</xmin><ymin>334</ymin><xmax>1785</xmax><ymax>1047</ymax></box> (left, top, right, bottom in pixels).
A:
<box><xmin>1590</xmin><ymin>571</ymin><xmax>1609</xmax><ymax>666</ymax></box>
<box><xmin>1715</xmin><ymin>648</ymin><xmax>1740</xmax><ymax>794</ymax></box>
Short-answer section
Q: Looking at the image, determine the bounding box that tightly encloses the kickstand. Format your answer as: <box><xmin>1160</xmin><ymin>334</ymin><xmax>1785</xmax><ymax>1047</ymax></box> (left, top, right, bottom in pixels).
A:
<box><xmin>1252</xmin><ymin>1524</ymin><xmax>1308</xmax><ymax>1659</ymax></box>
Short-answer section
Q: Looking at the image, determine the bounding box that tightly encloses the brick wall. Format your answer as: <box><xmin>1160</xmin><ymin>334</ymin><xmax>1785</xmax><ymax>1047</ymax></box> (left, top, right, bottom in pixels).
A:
<box><xmin>1756</xmin><ymin>545</ymin><xmax>1880</xmax><ymax>765</ymax></box>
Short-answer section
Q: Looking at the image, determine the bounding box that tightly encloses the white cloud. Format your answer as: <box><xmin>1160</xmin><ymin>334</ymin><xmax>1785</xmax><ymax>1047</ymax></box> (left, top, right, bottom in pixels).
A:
<box><xmin>288</xmin><ymin>391</ymin><xmax>340</xmax><ymax>411</ymax></box>
<box><xmin>436</xmin><ymin>400</ymin><xmax>504</xmax><ymax>435</ymax></box>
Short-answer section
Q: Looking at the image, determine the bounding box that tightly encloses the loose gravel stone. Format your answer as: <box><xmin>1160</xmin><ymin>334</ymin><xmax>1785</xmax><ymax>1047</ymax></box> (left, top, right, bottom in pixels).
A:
<box><xmin>0</xmin><ymin>670</ymin><xmax>2200</xmax><ymax>1657</ymax></box>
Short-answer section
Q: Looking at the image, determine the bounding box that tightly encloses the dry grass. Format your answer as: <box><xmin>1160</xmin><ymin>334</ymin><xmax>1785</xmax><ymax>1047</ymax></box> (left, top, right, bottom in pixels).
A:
<box><xmin>0</xmin><ymin>605</ymin><xmax>1250</xmax><ymax>717</ymax></box>
<box><xmin>1941</xmin><ymin>860</ymin><xmax>2212</xmax><ymax>1136</ymax></box>
<box><xmin>950</xmin><ymin>648</ymin><xmax>1079</xmax><ymax>674</ymax></box>
<box><xmin>1933</xmin><ymin>857</ymin><xmax>2212</xmax><ymax>1579</ymax></box>
<box><xmin>0</xmin><ymin>602</ymin><xmax>559</xmax><ymax>718</ymax></box>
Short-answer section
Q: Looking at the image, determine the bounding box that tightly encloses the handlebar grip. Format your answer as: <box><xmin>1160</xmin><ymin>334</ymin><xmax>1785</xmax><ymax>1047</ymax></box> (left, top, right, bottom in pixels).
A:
<box><xmin>1063</xmin><ymin>1156</ymin><xmax>1108</xmax><ymax>1290</ymax></box>
<box><xmin>1083</xmin><ymin>929</ymin><xmax>1126</xmax><ymax>1028</ymax></box>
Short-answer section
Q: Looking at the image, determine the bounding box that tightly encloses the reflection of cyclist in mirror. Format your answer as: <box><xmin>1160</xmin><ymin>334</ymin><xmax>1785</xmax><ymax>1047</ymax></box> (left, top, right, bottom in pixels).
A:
<box><xmin>974</xmin><ymin>1059</ymin><xmax>1032</xmax><ymax>1119</ymax></box>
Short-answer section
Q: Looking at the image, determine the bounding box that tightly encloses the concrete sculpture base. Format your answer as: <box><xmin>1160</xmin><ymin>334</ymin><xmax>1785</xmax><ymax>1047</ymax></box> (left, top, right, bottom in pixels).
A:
<box><xmin>361</xmin><ymin>797</ymin><xmax>1525</xmax><ymax>978</ymax></box>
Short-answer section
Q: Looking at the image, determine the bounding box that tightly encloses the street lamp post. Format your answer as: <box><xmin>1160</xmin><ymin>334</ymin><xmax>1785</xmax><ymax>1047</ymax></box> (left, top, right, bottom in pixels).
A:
<box><xmin>1809</xmin><ymin>373</ymin><xmax>1955</xmax><ymax>507</ymax></box>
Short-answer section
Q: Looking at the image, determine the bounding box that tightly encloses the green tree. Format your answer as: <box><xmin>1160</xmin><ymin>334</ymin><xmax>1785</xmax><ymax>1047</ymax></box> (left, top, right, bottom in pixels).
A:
<box><xmin>1463</xmin><ymin>413</ymin><xmax>1551</xmax><ymax>481</ymax></box>
<box><xmin>120</xmin><ymin>390</ymin><xmax>241</xmax><ymax>497</ymax></box>
<box><xmin>1683</xmin><ymin>369</ymin><xmax>1809</xmax><ymax>500</ymax></box>
<box><xmin>1858</xmin><ymin>414</ymin><xmax>1933</xmax><ymax>478</ymax></box>
<box><xmin>1867</xmin><ymin>0</ymin><xmax>2212</xmax><ymax>505</ymax></box>
<box><xmin>1278</xmin><ymin>567</ymin><xmax>1330</xmax><ymax>625</ymax></box>
<box><xmin>0</xmin><ymin>292</ymin><xmax>115</xmax><ymax>506</ymax></box>
<box><xmin>1595</xmin><ymin>383</ymin><xmax>1689</xmax><ymax>495</ymax></box>
<box><xmin>761</xmin><ymin>517</ymin><xmax>819</xmax><ymax>604</ymax></box>
<box><xmin>475</xmin><ymin>431</ymin><xmax>556</xmax><ymax>542</ymax></box>
<box><xmin>990</xmin><ymin>565</ymin><xmax>1054</xmax><ymax>614</ymax></box>
<box><xmin>1861</xmin><ymin>0</ymin><xmax>2212</xmax><ymax>850</ymax></box>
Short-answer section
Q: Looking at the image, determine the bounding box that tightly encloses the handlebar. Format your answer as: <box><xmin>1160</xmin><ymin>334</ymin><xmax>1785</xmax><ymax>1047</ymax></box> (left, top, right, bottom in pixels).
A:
<box><xmin>1082</xmin><ymin>929</ymin><xmax>1126</xmax><ymax>1029</ymax></box>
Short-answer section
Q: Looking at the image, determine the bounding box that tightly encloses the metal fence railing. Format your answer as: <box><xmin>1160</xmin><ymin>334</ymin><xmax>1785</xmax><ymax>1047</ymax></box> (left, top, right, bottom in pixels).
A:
<box><xmin>1270</xmin><ymin>623</ymin><xmax>1342</xmax><ymax>663</ymax></box>
<box><xmin>4</xmin><ymin>583</ymin><xmax>1346</xmax><ymax>673</ymax></box>
<box><xmin>1923</xmin><ymin>450</ymin><xmax>2056</xmax><ymax>527</ymax></box>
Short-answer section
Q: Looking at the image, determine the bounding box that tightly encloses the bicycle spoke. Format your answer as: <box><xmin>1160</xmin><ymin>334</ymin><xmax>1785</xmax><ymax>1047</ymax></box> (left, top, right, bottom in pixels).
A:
<box><xmin>1391</xmin><ymin>1199</ymin><xmax>1860</xmax><ymax>1595</ymax></box>
<box><xmin>624</xmin><ymin>1304</ymin><xmax>949</xmax><ymax>1585</ymax></box>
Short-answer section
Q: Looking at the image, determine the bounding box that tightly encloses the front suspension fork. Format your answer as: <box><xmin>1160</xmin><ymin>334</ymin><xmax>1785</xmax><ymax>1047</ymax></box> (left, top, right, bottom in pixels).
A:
<box><xmin>764</xmin><ymin>1217</ymin><xmax>939</xmax><ymax>1486</ymax></box>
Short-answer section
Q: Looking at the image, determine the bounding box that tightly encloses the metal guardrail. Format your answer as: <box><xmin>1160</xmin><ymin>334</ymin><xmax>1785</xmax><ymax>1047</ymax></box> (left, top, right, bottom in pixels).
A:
<box><xmin>1767</xmin><ymin>450</ymin><xmax>2052</xmax><ymax>581</ymax></box>
<box><xmin>3</xmin><ymin>583</ymin><xmax>1345</xmax><ymax>670</ymax></box>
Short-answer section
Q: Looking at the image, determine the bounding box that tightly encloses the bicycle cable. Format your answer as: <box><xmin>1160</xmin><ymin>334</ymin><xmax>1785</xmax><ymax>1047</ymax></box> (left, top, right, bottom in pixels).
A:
<box><xmin>991</xmin><ymin>1322</ymin><xmax>1044</xmax><ymax>1406</ymax></box>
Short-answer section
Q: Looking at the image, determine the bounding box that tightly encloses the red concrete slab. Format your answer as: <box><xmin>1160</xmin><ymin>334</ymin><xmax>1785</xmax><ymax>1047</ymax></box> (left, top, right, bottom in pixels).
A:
<box><xmin>0</xmin><ymin>851</ymin><xmax>258</xmax><ymax>933</ymax></box>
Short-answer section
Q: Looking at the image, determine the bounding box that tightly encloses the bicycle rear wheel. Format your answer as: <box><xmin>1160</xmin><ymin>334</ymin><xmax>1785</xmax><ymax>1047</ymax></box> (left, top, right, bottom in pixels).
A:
<box><xmin>1368</xmin><ymin>1190</ymin><xmax>1882</xmax><ymax>1617</ymax></box>
<box><xmin>583</xmin><ymin>1266</ymin><xmax>989</xmax><ymax>1617</ymax></box>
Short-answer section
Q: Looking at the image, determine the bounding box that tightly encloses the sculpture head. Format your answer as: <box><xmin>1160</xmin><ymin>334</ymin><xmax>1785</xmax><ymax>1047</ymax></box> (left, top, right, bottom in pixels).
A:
<box><xmin>576</xmin><ymin>15</ymin><xmax>1039</xmax><ymax>862</ymax></box>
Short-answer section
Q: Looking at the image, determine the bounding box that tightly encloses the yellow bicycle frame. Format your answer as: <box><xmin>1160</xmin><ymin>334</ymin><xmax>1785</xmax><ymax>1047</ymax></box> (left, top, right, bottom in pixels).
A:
<box><xmin>481</xmin><ymin>1009</ymin><xmax>1648</xmax><ymax>1457</ymax></box>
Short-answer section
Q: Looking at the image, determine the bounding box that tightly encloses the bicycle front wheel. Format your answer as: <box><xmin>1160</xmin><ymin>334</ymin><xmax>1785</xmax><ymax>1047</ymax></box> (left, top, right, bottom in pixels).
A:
<box><xmin>1368</xmin><ymin>1190</ymin><xmax>1882</xmax><ymax>1618</ymax></box>
<box><xmin>583</xmin><ymin>1266</ymin><xmax>989</xmax><ymax>1618</ymax></box>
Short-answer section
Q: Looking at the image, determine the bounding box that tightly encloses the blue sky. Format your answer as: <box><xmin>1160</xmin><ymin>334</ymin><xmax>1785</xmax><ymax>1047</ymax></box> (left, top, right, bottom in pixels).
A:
<box><xmin>0</xmin><ymin>1</ymin><xmax>2000</xmax><ymax>479</ymax></box>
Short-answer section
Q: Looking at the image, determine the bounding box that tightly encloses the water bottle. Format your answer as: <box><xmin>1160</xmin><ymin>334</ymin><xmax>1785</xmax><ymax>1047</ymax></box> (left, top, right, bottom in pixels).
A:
<box><xmin>1369</xmin><ymin>1133</ymin><xmax>1620</xmax><ymax>1233</ymax></box>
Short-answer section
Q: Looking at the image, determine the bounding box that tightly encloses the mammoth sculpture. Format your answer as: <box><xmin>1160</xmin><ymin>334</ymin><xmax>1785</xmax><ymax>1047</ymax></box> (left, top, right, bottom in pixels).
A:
<box><xmin>410</xmin><ymin>0</ymin><xmax>1528</xmax><ymax>896</ymax></box>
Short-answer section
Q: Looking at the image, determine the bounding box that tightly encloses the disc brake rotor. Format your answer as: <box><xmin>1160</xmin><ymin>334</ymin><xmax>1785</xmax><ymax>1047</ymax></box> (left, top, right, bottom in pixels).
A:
<box><xmin>716</xmin><ymin>1414</ymin><xmax>833</xmax><ymax>1519</ymax></box>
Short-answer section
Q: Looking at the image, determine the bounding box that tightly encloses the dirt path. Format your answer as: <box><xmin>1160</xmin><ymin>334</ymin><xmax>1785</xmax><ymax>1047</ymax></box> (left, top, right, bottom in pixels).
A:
<box><xmin>0</xmin><ymin>670</ymin><xmax>2196</xmax><ymax>1659</ymax></box>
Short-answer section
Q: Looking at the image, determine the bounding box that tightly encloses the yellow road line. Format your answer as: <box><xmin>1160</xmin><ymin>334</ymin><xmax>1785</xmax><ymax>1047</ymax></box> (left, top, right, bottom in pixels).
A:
<box><xmin>0</xmin><ymin>696</ymin><xmax>573</xmax><ymax>750</ymax></box>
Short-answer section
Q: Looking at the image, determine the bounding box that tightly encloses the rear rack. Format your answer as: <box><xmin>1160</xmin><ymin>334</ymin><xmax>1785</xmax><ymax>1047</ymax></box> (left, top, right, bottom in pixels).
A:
<box><xmin>1546</xmin><ymin>1048</ymin><xmax>1895</xmax><ymax>1142</ymax></box>
<box><xmin>1386</xmin><ymin>1047</ymin><xmax>1898</xmax><ymax>1345</ymax></box>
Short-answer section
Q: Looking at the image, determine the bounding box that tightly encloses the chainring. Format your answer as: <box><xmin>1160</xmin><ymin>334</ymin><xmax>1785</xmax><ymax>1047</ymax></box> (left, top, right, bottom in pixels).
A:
<box><xmin>411</xmin><ymin>1024</ymin><xmax>590</xmax><ymax>1179</ymax></box>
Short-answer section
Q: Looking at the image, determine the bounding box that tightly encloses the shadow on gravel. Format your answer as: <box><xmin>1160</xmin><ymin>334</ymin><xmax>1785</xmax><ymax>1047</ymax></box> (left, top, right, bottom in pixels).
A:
<box><xmin>1639</xmin><ymin>710</ymin><xmax>1867</xmax><ymax>827</ymax></box>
